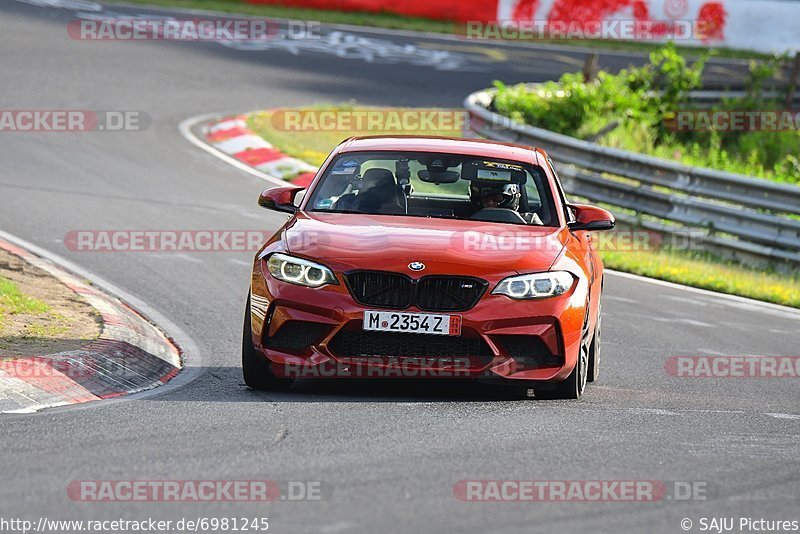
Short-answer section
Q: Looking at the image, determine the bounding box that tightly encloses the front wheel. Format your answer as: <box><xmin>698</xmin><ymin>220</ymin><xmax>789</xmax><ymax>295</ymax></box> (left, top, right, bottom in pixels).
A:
<box><xmin>242</xmin><ymin>294</ymin><xmax>294</xmax><ymax>391</ymax></box>
<box><xmin>534</xmin><ymin>323</ymin><xmax>589</xmax><ymax>400</ymax></box>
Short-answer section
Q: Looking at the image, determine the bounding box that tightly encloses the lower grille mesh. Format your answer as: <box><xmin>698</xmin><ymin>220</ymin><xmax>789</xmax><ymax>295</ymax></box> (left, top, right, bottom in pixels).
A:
<box><xmin>330</xmin><ymin>329</ymin><xmax>492</xmax><ymax>361</ymax></box>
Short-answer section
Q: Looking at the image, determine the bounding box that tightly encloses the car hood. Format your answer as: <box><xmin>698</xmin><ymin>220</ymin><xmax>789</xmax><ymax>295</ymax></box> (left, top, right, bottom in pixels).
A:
<box><xmin>283</xmin><ymin>212</ymin><xmax>567</xmax><ymax>277</ymax></box>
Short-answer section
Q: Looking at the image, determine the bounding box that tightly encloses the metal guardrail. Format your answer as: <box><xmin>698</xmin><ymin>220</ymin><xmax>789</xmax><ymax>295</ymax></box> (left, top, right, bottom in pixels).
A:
<box><xmin>464</xmin><ymin>89</ymin><xmax>800</xmax><ymax>267</ymax></box>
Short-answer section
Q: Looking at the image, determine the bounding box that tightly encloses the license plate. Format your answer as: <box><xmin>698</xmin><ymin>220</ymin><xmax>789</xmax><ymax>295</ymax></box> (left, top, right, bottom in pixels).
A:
<box><xmin>363</xmin><ymin>310</ymin><xmax>461</xmax><ymax>336</ymax></box>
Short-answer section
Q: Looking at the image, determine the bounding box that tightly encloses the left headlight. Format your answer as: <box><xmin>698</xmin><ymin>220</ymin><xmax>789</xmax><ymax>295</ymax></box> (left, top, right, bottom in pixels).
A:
<box><xmin>266</xmin><ymin>253</ymin><xmax>338</xmax><ymax>288</ymax></box>
<box><xmin>492</xmin><ymin>271</ymin><xmax>575</xmax><ymax>300</ymax></box>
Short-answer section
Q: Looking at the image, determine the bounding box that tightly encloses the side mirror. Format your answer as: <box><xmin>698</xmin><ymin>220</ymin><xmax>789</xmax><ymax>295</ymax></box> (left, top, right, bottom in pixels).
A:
<box><xmin>568</xmin><ymin>204</ymin><xmax>615</xmax><ymax>232</ymax></box>
<box><xmin>258</xmin><ymin>186</ymin><xmax>304</xmax><ymax>214</ymax></box>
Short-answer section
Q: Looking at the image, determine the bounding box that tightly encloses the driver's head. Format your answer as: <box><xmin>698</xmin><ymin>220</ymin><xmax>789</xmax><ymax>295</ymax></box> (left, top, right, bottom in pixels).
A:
<box><xmin>470</xmin><ymin>182</ymin><xmax>520</xmax><ymax>211</ymax></box>
<box><xmin>360</xmin><ymin>168</ymin><xmax>396</xmax><ymax>202</ymax></box>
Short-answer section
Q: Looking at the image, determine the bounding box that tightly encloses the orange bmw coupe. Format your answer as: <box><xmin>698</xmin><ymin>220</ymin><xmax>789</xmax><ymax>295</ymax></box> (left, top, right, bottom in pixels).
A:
<box><xmin>244</xmin><ymin>136</ymin><xmax>615</xmax><ymax>399</ymax></box>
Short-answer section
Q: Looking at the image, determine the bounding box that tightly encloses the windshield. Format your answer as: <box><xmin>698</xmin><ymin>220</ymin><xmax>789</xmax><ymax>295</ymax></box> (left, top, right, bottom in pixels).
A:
<box><xmin>306</xmin><ymin>151</ymin><xmax>558</xmax><ymax>226</ymax></box>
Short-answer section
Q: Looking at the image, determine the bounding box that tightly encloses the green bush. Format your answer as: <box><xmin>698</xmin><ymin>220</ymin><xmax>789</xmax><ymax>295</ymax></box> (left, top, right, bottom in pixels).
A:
<box><xmin>492</xmin><ymin>44</ymin><xmax>800</xmax><ymax>184</ymax></box>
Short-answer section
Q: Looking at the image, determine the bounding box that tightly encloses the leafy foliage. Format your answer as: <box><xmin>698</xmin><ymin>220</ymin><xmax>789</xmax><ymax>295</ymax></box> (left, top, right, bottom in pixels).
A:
<box><xmin>492</xmin><ymin>44</ymin><xmax>800</xmax><ymax>184</ymax></box>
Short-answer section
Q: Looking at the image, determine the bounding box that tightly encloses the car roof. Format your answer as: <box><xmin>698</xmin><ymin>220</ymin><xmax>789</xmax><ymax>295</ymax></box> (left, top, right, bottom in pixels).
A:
<box><xmin>338</xmin><ymin>136</ymin><xmax>543</xmax><ymax>165</ymax></box>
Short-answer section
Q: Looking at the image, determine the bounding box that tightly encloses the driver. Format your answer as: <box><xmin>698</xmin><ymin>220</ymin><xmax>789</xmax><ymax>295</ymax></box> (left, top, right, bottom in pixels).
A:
<box><xmin>469</xmin><ymin>181</ymin><xmax>543</xmax><ymax>225</ymax></box>
<box><xmin>470</xmin><ymin>181</ymin><xmax>521</xmax><ymax>211</ymax></box>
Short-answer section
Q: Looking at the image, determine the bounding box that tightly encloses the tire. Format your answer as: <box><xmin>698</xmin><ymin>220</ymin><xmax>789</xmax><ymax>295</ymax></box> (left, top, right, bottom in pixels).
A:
<box><xmin>534</xmin><ymin>322</ymin><xmax>589</xmax><ymax>400</ymax></box>
<box><xmin>242</xmin><ymin>294</ymin><xmax>294</xmax><ymax>391</ymax></box>
<box><xmin>587</xmin><ymin>304</ymin><xmax>602</xmax><ymax>383</ymax></box>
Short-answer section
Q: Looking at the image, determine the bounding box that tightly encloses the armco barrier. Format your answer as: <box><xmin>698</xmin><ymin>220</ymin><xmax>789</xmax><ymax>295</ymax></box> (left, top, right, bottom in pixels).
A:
<box><xmin>464</xmin><ymin>88</ymin><xmax>800</xmax><ymax>268</ymax></box>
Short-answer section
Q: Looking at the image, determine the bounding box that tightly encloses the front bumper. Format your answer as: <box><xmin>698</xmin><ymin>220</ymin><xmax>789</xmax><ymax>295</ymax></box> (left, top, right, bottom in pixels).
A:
<box><xmin>249</xmin><ymin>265</ymin><xmax>588</xmax><ymax>383</ymax></box>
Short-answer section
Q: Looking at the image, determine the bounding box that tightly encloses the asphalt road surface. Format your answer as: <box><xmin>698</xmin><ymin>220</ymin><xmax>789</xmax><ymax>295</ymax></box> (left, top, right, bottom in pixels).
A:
<box><xmin>1</xmin><ymin>2</ymin><xmax>798</xmax><ymax>533</ymax></box>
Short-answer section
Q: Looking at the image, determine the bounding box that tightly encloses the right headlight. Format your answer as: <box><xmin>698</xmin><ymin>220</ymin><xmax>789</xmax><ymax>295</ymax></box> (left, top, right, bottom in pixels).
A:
<box><xmin>492</xmin><ymin>271</ymin><xmax>575</xmax><ymax>300</ymax></box>
<box><xmin>266</xmin><ymin>253</ymin><xmax>338</xmax><ymax>288</ymax></box>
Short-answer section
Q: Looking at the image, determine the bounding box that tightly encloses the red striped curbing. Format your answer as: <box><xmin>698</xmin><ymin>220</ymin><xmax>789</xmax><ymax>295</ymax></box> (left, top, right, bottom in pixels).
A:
<box><xmin>0</xmin><ymin>238</ymin><xmax>182</xmax><ymax>414</ymax></box>
<box><xmin>204</xmin><ymin>115</ymin><xmax>318</xmax><ymax>186</ymax></box>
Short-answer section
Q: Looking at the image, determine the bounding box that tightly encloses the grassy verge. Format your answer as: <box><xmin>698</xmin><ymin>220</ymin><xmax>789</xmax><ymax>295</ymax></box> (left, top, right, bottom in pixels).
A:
<box><xmin>0</xmin><ymin>277</ymin><xmax>49</xmax><ymax>321</ymax></box>
<box><xmin>245</xmin><ymin>104</ymin><xmax>800</xmax><ymax>309</ymax></box>
<box><xmin>106</xmin><ymin>0</ymin><xmax>771</xmax><ymax>60</ymax></box>
<box><xmin>601</xmin><ymin>249</ymin><xmax>800</xmax><ymax>308</ymax></box>
<box><xmin>0</xmin><ymin>276</ymin><xmax>67</xmax><ymax>340</ymax></box>
<box><xmin>0</xmin><ymin>250</ymin><xmax>101</xmax><ymax>356</ymax></box>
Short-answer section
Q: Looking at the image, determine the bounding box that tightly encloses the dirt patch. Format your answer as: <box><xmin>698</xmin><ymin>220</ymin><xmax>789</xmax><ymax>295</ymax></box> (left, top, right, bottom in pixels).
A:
<box><xmin>0</xmin><ymin>249</ymin><xmax>101</xmax><ymax>357</ymax></box>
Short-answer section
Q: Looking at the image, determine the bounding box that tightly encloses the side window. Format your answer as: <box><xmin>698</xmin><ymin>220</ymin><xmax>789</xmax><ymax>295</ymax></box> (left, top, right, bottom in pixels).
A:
<box><xmin>546</xmin><ymin>156</ymin><xmax>575</xmax><ymax>224</ymax></box>
<box><xmin>524</xmin><ymin>179</ymin><xmax>542</xmax><ymax>207</ymax></box>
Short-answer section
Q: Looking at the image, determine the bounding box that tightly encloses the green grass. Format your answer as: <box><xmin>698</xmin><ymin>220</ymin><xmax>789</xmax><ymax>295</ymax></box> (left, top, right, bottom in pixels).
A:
<box><xmin>246</xmin><ymin>103</ymin><xmax>800</xmax><ymax>308</ymax></box>
<box><xmin>107</xmin><ymin>0</ymin><xmax>770</xmax><ymax>60</ymax></box>
<box><xmin>601</xmin><ymin>248</ymin><xmax>800</xmax><ymax>308</ymax></box>
<box><xmin>0</xmin><ymin>277</ymin><xmax>49</xmax><ymax>329</ymax></box>
<box><xmin>22</xmin><ymin>322</ymin><xmax>69</xmax><ymax>339</ymax></box>
<box><xmin>0</xmin><ymin>278</ymin><xmax>49</xmax><ymax>316</ymax></box>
